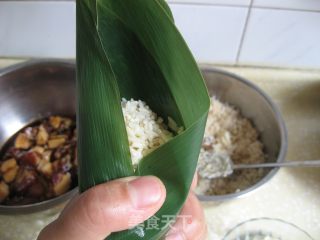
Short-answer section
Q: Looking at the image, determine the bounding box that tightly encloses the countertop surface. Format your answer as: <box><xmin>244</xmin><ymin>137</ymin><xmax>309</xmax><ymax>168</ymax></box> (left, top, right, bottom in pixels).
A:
<box><xmin>0</xmin><ymin>59</ymin><xmax>319</xmax><ymax>240</ymax></box>
<box><xmin>201</xmin><ymin>65</ymin><xmax>320</xmax><ymax>239</ymax></box>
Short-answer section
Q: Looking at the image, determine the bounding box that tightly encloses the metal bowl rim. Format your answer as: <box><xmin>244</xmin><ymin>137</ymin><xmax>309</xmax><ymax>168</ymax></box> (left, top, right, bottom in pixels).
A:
<box><xmin>0</xmin><ymin>60</ymin><xmax>288</xmax><ymax>208</ymax></box>
<box><xmin>0</xmin><ymin>188</ymin><xmax>78</xmax><ymax>215</ymax></box>
<box><xmin>0</xmin><ymin>59</ymin><xmax>75</xmax><ymax>77</ymax></box>
<box><xmin>222</xmin><ymin>217</ymin><xmax>315</xmax><ymax>240</ymax></box>
<box><xmin>197</xmin><ymin>67</ymin><xmax>288</xmax><ymax>202</ymax></box>
<box><xmin>0</xmin><ymin>59</ymin><xmax>78</xmax><ymax>214</ymax></box>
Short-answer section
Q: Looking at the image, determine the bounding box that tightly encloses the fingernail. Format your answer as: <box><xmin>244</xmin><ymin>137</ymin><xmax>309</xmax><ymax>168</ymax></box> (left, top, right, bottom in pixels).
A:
<box><xmin>166</xmin><ymin>232</ymin><xmax>185</xmax><ymax>240</ymax></box>
<box><xmin>128</xmin><ymin>176</ymin><xmax>163</xmax><ymax>209</ymax></box>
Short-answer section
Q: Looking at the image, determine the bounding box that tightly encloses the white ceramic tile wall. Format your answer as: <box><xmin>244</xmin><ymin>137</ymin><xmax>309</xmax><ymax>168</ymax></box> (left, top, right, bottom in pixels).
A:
<box><xmin>0</xmin><ymin>1</ymin><xmax>75</xmax><ymax>58</ymax></box>
<box><xmin>0</xmin><ymin>1</ymin><xmax>248</xmax><ymax>64</ymax></box>
<box><xmin>170</xmin><ymin>4</ymin><xmax>248</xmax><ymax>63</ymax></box>
<box><xmin>1</xmin><ymin>0</ymin><xmax>320</xmax><ymax>69</ymax></box>
<box><xmin>253</xmin><ymin>0</ymin><xmax>320</xmax><ymax>11</ymax></box>
<box><xmin>239</xmin><ymin>8</ymin><xmax>320</xmax><ymax>68</ymax></box>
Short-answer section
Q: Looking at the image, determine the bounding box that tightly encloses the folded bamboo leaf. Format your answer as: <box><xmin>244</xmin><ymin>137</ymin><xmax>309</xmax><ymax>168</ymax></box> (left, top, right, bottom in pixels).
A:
<box><xmin>157</xmin><ymin>0</ymin><xmax>174</xmax><ymax>21</ymax></box>
<box><xmin>77</xmin><ymin>1</ymin><xmax>210</xmax><ymax>239</ymax></box>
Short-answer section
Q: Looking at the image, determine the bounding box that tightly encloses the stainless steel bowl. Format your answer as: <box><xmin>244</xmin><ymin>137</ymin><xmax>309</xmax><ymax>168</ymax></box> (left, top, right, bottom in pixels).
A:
<box><xmin>0</xmin><ymin>61</ymin><xmax>287</xmax><ymax>209</ymax></box>
<box><xmin>0</xmin><ymin>60</ymin><xmax>78</xmax><ymax>215</ymax></box>
<box><xmin>223</xmin><ymin>217</ymin><xmax>314</xmax><ymax>240</ymax></box>
<box><xmin>198</xmin><ymin>68</ymin><xmax>288</xmax><ymax>201</ymax></box>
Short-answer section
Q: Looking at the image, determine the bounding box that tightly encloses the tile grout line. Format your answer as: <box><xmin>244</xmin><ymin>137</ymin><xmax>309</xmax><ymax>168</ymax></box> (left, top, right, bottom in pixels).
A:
<box><xmin>235</xmin><ymin>0</ymin><xmax>253</xmax><ymax>64</ymax></box>
<box><xmin>168</xmin><ymin>2</ymin><xmax>320</xmax><ymax>13</ymax></box>
<box><xmin>199</xmin><ymin>62</ymin><xmax>320</xmax><ymax>72</ymax></box>
<box><xmin>252</xmin><ymin>5</ymin><xmax>320</xmax><ymax>13</ymax></box>
<box><xmin>167</xmin><ymin>2</ymin><xmax>249</xmax><ymax>8</ymax></box>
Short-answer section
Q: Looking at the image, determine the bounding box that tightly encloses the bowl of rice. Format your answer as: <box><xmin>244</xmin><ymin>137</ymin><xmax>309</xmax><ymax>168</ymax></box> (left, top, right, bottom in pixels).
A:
<box><xmin>196</xmin><ymin>68</ymin><xmax>287</xmax><ymax>201</ymax></box>
<box><xmin>223</xmin><ymin>217</ymin><xmax>314</xmax><ymax>240</ymax></box>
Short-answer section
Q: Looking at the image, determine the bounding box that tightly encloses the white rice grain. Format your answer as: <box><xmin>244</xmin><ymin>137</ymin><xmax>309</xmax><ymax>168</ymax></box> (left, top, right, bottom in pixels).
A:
<box><xmin>121</xmin><ymin>99</ymin><xmax>175</xmax><ymax>165</ymax></box>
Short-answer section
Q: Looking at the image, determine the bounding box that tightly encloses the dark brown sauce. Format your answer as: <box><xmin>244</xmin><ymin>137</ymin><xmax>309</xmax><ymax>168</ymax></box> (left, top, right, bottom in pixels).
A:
<box><xmin>0</xmin><ymin>116</ymin><xmax>78</xmax><ymax>205</ymax></box>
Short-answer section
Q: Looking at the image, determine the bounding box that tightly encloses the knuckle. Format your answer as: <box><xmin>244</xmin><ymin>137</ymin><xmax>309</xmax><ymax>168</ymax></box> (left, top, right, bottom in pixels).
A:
<box><xmin>79</xmin><ymin>188</ymin><xmax>106</xmax><ymax>228</ymax></box>
<box><xmin>78</xmin><ymin>181</ymin><xmax>131</xmax><ymax>228</ymax></box>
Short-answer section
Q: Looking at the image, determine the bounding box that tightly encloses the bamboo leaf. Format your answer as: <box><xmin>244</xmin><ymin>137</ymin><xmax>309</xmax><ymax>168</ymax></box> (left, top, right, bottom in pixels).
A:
<box><xmin>77</xmin><ymin>1</ymin><xmax>210</xmax><ymax>239</ymax></box>
<box><xmin>156</xmin><ymin>0</ymin><xmax>174</xmax><ymax>22</ymax></box>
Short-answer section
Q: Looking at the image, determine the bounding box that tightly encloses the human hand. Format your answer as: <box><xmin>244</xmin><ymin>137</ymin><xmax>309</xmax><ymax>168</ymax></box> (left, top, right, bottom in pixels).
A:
<box><xmin>38</xmin><ymin>175</ymin><xmax>206</xmax><ymax>240</ymax></box>
<box><xmin>165</xmin><ymin>174</ymin><xmax>207</xmax><ymax>240</ymax></box>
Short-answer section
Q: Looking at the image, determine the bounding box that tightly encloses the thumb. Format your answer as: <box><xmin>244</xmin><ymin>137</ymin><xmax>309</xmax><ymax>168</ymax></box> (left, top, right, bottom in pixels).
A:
<box><xmin>38</xmin><ymin>176</ymin><xmax>166</xmax><ymax>240</ymax></box>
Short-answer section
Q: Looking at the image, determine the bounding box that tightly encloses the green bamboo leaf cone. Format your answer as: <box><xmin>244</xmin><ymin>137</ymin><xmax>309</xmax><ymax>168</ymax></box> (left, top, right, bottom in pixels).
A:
<box><xmin>76</xmin><ymin>0</ymin><xmax>210</xmax><ymax>239</ymax></box>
